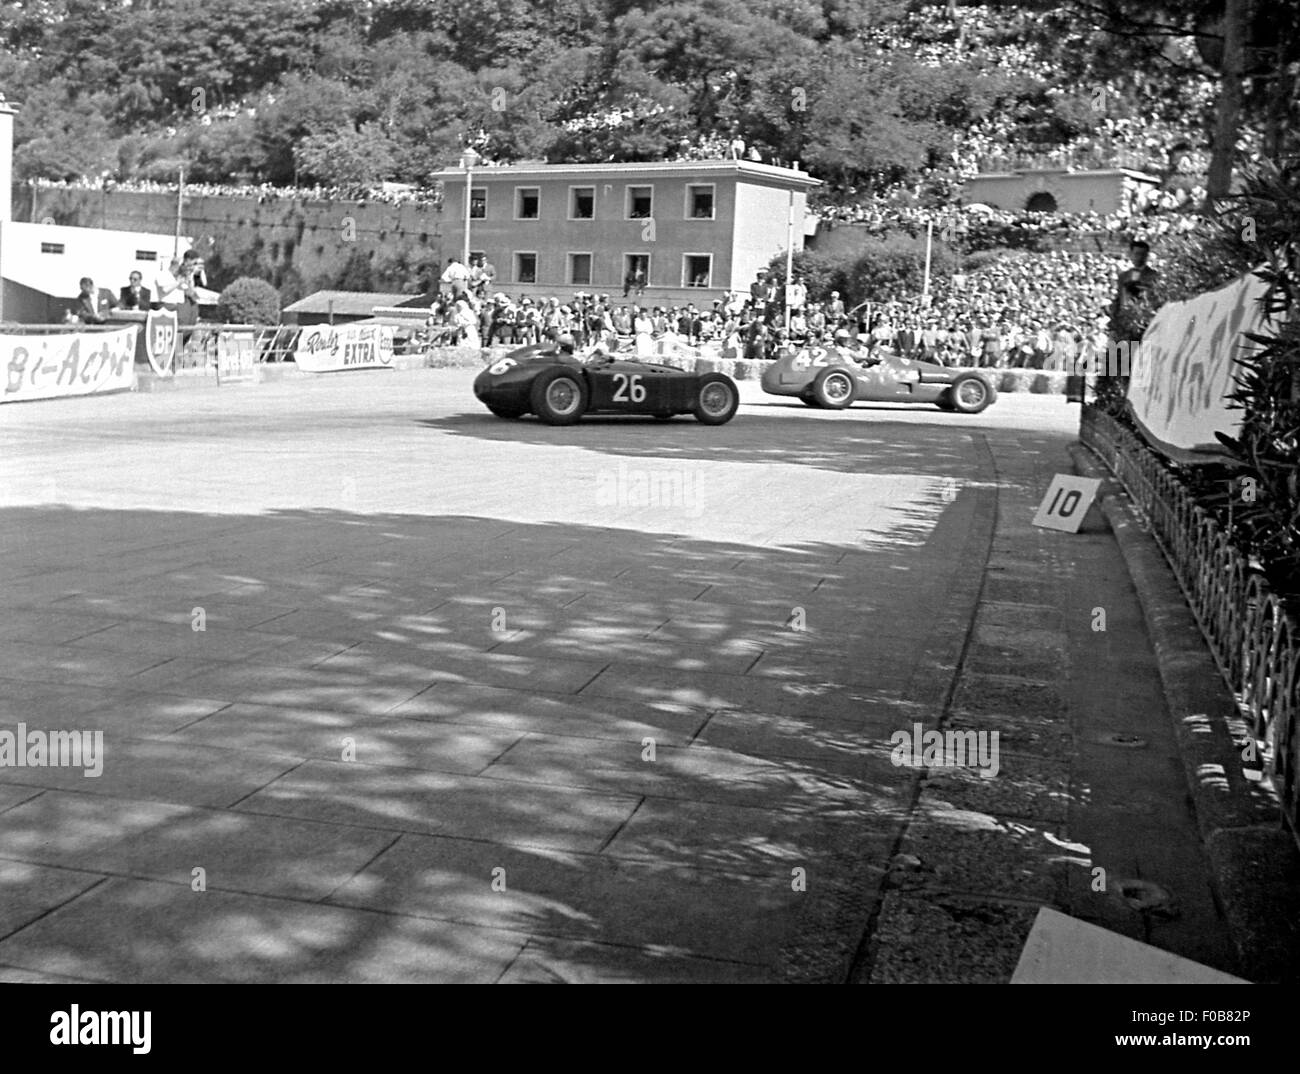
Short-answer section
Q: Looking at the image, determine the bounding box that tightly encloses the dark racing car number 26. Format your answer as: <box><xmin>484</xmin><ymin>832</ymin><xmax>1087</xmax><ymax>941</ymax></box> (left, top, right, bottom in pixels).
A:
<box><xmin>586</xmin><ymin>366</ymin><xmax>691</xmax><ymax>413</ymax></box>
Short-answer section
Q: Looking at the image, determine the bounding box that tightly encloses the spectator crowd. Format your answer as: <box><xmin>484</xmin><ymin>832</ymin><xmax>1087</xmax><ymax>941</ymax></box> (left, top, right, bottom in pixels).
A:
<box><xmin>422</xmin><ymin>245</ymin><xmax>1140</xmax><ymax>373</ymax></box>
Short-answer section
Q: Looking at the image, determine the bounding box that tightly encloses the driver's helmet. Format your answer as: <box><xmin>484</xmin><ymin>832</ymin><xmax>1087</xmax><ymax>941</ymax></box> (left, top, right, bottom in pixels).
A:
<box><xmin>556</xmin><ymin>332</ymin><xmax>576</xmax><ymax>353</ymax></box>
<box><xmin>833</xmin><ymin>329</ymin><xmax>851</xmax><ymax>343</ymax></box>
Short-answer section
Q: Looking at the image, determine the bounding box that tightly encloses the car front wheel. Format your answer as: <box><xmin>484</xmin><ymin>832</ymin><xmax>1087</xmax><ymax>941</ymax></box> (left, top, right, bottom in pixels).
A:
<box><xmin>530</xmin><ymin>368</ymin><xmax>588</xmax><ymax>425</ymax></box>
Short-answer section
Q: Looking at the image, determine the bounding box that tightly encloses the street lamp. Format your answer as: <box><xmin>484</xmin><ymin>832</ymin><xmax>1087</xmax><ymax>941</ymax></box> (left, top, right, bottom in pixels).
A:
<box><xmin>460</xmin><ymin>146</ymin><xmax>480</xmax><ymax>267</ymax></box>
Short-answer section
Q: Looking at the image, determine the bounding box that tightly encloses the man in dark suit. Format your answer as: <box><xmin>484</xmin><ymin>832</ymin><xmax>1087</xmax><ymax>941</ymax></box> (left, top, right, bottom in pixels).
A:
<box><xmin>70</xmin><ymin>277</ymin><xmax>116</xmax><ymax>324</ymax></box>
<box><xmin>119</xmin><ymin>271</ymin><xmax>151</xmax><ymax>310</ymax></box>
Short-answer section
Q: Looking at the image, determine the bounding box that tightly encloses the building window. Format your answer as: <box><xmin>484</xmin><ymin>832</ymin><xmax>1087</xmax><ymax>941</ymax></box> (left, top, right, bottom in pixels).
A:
<box><xmin>569</xmin><ymin>253</ymin><xmax>592</xmax><ymax>286</ymax></box>
<box><xmin>515</xmin><ymin>187</ymin><xmax>540</xmax><ymax>220</ymax></box>
<box><xmin>135</xmin><ymin>249</ymin><xmax>157</xmax><ymax>261</ymax></box>
<box><xmin>626</xmin><ymin>186</ymin><xmax>653</xmax><ymax>220</ymax></box>
<box><xmin>515</xmin><ymin>252</ymin><xmax>537</xmax><ymax>284</ymax></box>
<box><xmin>685</xmin><ymin>184</ymin><xmax>715</xmax><ymax>220</ymax></box>
<box><xmin>623</xmin><ymin>253</ymin><xmax>650</xmax><ymax>291</ymax></box>
<box><xmin>40</xmin><ymin>242</ymin><xmax>65</xmax><ymax>254</ymax></box>
<box><xmin>570</xmin><ymin>186</ymin><xmax>595</xmax><ymax>220</ymax></box>
<box><xmin>683</xmin><ymin>254</ymin><xmax>712</xmax><ymax>288</ymax></box>
<box><xmin>469</xmin><ymin>188</ymin><xmax>487</xmax><ymax>219</ymax></box>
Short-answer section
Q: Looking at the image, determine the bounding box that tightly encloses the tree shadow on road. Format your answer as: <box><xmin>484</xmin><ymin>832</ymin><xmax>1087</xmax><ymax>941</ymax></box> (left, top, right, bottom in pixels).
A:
<box><xmin>0</xmin><ymin>491</ymin><xmax>1071</xmax><ymax>982</ymax></box>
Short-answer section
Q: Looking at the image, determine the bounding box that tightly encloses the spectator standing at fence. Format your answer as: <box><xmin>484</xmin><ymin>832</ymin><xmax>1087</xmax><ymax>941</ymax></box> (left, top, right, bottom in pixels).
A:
<box><xmin>1110</xmin><ymin>238</ymin><xmax>1158</xmax><ymax>325</ymax></box>
<box><xmin>441</xmin><ymin>256</ymin><xmax>470</xmax><ymax>299</ymax></box>
<box><xmin>154</xmin><ymin>257</ymin><xmax>184</xmax><ymax>312</ymax></box>
<box><xmin>632</xmin><ymin>306</ymin><xmax>655</xmax><ymax>356</ymax></box>
<box><xmin>176</xmin><ymin>250</ymin><xmax>204</xmax><ymax>326</ymax></box>
<box><xmin>786</xmin><ymin>275</ymin><xmax>807</xmax><ymax>316</ymax></box>
<box><xmin>452</xmin><ymin>293</ymin><xmax>481</xmax><ymax>348</ymax></box>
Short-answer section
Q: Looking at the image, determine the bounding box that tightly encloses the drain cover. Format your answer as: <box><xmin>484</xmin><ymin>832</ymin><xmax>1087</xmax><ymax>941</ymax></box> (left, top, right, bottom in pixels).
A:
<box><xmin>1112</xmin><ymin>878</ymin><xmax>1179</xmax><ymax>919</ymax></box>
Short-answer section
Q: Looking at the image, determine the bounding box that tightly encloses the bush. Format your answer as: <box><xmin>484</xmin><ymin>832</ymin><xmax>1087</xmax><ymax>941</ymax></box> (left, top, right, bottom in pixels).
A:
<box><xmin>218</xmin><ymin>277</ymin><xmax>280</xmax><ymax>325</ymax></box>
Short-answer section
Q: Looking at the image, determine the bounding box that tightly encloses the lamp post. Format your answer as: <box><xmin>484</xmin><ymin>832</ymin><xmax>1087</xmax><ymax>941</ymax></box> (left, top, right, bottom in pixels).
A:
<box><xmin>460</xmin><ymin>146</ymin><xmax>479</xmax><ymax>267</ymax></box>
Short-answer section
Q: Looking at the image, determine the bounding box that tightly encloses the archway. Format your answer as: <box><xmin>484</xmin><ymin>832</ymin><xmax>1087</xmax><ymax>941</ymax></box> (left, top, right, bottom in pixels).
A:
<box><xmin>1025</xmin><ymin>191</ymin><xmax>1058</xmax><ymax>213</ymax></box>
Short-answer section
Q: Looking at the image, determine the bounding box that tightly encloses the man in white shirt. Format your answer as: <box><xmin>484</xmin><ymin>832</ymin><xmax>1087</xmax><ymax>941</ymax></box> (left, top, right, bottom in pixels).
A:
<box><xmin>154</xmin><ymin>258</ymin><xmax>185</xmax><ymax>310</ymax></box>
<box><xmin>440</xmin><ymin>257</ymin><xmax>470</xmax><ymax>299</ymax></box>
<box><xmin>786</xmin><ymin>275</ymin><xmax>807</xmax><ymax>314</ymax></box>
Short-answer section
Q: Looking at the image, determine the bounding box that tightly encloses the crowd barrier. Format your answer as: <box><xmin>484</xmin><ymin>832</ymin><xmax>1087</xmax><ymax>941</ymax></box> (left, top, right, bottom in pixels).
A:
<box><xmin>1080</xmin><ymin>404</ymin><xmax>1299</xmax><ymax>847</ymax></box>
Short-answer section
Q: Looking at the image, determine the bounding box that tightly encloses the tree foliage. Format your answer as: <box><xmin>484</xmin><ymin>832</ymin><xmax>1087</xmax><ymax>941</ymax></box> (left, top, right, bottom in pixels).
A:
<box><xmin>0</xmin><ymin>0</ymin><xmax>1293</xmax><ymax>198</ymax></box>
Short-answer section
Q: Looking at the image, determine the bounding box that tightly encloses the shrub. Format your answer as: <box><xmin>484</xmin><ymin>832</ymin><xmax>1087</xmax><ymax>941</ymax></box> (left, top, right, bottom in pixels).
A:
<box><xmin>218</xmin><ymin>277</ymin><xmax>280</xmax><ymax>325</ymax></box>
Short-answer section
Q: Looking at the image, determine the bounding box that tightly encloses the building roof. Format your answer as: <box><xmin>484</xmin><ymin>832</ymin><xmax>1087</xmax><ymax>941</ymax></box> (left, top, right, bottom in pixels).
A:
<box><xmin>430</xmin><ymin>159</ymin><xmax>822</xmax><ymax>188</ymax></box>
<box><xmin>283</xmin><ymin>290</ymin><xmax>419</xmax><ymax>316</ymax></box>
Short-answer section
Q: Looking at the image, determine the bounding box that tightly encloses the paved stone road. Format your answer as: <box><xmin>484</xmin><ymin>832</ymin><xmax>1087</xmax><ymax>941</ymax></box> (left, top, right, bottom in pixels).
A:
<box><xmin>0</xmin><ymin>371</ymin><xmax>1237</xmax><ymax>982</ymax></box>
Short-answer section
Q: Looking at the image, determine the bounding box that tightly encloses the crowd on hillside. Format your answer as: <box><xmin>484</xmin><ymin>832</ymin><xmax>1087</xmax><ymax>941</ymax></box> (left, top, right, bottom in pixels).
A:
<box><xmin>422</xmin><ymin>246</ymin><xmax>1133</xmax><ymax>372</ymax></box>
<box><xmin>28</xmin><ymin>175</ymin><xmax>442</xmax><ymax>206</ymax></box>
<box><xmin>859</xmin><ymin>4</ymin><xmax>1215</xmax><ymax>184</ymax></box>
<box><xmin>811</xmin><ymin>196</ymin><xmax>1207</xmax><ymax>245</ymax></box>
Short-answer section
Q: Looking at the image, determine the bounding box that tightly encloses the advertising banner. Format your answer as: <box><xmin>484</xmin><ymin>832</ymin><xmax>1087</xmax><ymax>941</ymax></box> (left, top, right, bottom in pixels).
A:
<box><xmin>1128</xmin><ymin>272</ymin><xmax>1270</xmax><ymax>462</ymax></box>
<box><xmin>293</xmin><ymin>323</ymin><xmax>394</xmax><ymax>373</ymax></box>
<box><xmin>216</xmin><ymin>330</ymin><xmax>256</xmax><ymax>384</ymax></box>
<box><xmin>1</xmin><ymin>326</ymin><xmax>138</xmax><ymax>404</ymax></box>
<box><xmin>144</xmin><ymin>308</ymin><xmax>178</xmax><ymax>376</ymax></box>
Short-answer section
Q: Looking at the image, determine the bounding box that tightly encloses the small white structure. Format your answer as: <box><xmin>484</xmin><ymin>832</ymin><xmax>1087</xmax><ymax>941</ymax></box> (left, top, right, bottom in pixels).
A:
<box><xmin>0</xmin><ymin>220</ymin><xmax>193</xmax><ymax>323</ymax></box>
<box><xmin>0</xmin><ymin>91</ymin><xmax>195</xmax><ymax>324</ymax></box>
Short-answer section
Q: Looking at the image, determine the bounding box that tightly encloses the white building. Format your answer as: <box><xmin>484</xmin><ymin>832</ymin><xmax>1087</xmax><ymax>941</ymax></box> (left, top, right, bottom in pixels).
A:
<box><xmin>0</xmin><ymin>93</ymin><xmax>194</xmax><ymax>324</ymax></box>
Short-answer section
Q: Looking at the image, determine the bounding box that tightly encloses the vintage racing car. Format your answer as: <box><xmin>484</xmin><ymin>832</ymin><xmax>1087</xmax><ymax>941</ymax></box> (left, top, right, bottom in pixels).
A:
<box><xmin>761</xmin><ymin>341</ymin><xmax>997</xmax><ymax>414</ymax></box>
<box><xmin>473</xmin><ymin>341</ymin><xmax>740</xmax><ymax>425</ymax></box>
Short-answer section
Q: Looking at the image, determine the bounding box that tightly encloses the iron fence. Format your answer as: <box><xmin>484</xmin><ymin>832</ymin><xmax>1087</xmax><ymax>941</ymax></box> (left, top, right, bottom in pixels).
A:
<box><xmin>174</xmin><ymin>324</ymin><xmax>303</xmax><ymax>372</ymax></box>
<box><xmin>1080</xmin><ymin>404</ymin><xmax>1299</xmax><ymax>843</ymax></box>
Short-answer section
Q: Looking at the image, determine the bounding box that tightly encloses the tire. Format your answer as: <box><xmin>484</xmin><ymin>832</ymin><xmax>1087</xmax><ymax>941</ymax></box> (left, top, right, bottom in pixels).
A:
<box><xmin>487</xmin><ymin>405</ymin><xmax>525</xmax><ymax>419</ymax></box>
<box><xmin>935</xmin><ymin>391</ymin><xmax>956</xmax><ymax>412</ymax></box>
<box><xmin>692</xmin><ymin>373</ymin><xmax>739</xmax><ymax>425</ymax></box>
<box><xmin>530</xmin><ymin>368</ymin><xmax>588</xmax><ymax>425</ymax></box>
<box><xmin>811</xmin><ymin>367</ymin><xmax>855</xmax><ymax>409</ymax></box>
<box><xmin>800</xmin><ymin>394</ymin><xmax>823</xmax><ymax>408</ymax></box>
<box><xmin>947</xmin><ymin>375</ymin><xmax>992</xmax><ymax>414</ymax></box>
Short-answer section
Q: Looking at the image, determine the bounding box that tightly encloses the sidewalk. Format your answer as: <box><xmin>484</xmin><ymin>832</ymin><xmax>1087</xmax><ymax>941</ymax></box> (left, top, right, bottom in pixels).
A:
<box><xmin>856</xmin><ymin>418</ymin><xmax>1297</xmax><ymax>983</ymax></box>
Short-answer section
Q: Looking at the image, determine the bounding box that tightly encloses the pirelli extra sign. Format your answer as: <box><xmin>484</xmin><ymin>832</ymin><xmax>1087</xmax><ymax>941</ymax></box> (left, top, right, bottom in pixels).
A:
<box><xmin>293</xmin><ymin>323</ymin><xmax>395</xmax><ymax>373</ymax></box>
<box><xmin>2</xmin><ymin>325</ymin><xmax>138</xmax><ymax>404</ymax></box>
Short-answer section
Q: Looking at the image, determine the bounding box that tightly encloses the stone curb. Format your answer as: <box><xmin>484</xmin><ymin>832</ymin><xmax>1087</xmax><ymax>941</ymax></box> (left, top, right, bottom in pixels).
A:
<box><xmin>134</xmin><ymin>352</ymin><xmax>1078</xmax><ymax>392</ymax></box>
<box><xmin>1069</xmin><ymin>441</ymin><xmax>1300</xmax><ymax>983</ymax></box>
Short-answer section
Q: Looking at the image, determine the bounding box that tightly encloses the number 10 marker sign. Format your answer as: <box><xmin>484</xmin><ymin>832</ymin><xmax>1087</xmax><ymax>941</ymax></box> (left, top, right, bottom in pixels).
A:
<box><xmin>1032</xmin><ymin>474</ymin><xmax>1102</xmax><ymax>533</ymax></box>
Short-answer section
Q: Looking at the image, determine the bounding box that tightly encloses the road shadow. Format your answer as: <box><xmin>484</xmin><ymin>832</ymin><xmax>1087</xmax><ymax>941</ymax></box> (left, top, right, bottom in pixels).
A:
<box><xmin>0</xmin><ymin>491</ymin><xmax>1074</xmax><ymax>982</ymax></box>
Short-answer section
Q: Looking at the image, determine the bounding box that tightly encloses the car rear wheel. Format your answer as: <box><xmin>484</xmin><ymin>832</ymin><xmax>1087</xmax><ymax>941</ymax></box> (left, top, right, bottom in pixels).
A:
<box><xmin>812</xmin><ymin>367</ymin><xmax>855</xmax><ymax>409</ymax></box>
<box><xmin>692</xmin><ymin>374</ymin><xmax>739</xmax><ymax>425</ymax></box>
<box><xmin>487</xmin><ymin>405</ymin><xmax>524</xmax><ymax>419</ymax></box>
<box><xmin>530</xmin><ymin>368</ymin><xmax>588</xmax><ymax>425</ymax></box>
<box><xmin>948</xmin><ymin>375</ymin><xmax>992</xmax><ymax>414</ymax></box>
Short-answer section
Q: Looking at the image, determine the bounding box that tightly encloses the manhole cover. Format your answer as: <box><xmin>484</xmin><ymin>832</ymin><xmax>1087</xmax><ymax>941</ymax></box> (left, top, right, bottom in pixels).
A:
<box><xmin>1112</xmin><ymin>878</ymin><xmax>1179</xmax><ymax>918</ymax></box>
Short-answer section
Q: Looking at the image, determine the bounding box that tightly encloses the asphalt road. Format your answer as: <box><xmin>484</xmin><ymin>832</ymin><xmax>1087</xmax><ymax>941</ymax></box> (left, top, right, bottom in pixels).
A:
<box><xmin>3</xmin><ymin>370</ymin><xmax>1222</xmax><ymax>983</ymax></box>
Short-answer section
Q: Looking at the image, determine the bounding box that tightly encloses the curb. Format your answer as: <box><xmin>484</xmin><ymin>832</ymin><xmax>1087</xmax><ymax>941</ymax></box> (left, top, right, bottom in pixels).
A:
<box><xmin>132</xmin><ymin>353</ymin><xmax>1081</xmax><ymax>392</ymax></box>
<box><xmin>1069</xmin><ymin>441</ymin><xmax>1300</xmax><ymax>983</ymax></box>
